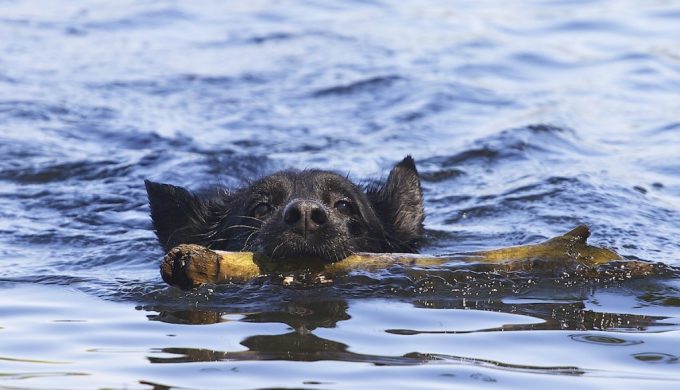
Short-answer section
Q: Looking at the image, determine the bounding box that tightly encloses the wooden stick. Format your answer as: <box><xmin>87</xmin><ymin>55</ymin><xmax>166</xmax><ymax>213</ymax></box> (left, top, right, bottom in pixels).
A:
<box><xmin>161</xmin><ymin>225</ymin><xmax>628</xmax><ymax>290</ymax></box>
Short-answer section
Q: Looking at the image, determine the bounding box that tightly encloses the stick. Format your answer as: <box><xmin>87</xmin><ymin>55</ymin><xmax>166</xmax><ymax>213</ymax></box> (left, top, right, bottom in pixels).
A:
<box><xmin>161</xmin><ymin>225</ymin><xmax>629</xmax><ymax>290</ymax></box>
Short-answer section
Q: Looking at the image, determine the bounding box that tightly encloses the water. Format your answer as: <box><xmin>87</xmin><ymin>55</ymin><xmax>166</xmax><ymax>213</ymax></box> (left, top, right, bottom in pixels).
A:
<box><xmin>1</xmin><ymin>0</ymin><xmax>679</xmax><ymax>388</ymax></box>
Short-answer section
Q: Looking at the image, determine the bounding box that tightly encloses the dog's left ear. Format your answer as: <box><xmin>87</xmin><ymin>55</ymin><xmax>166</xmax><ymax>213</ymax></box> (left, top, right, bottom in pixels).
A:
<box><xmin>144</xmin><ymin>180</ymin><xmax>209</xmax><ymax>252</ymax></box>
<box><xmin>367</xmin><ymin>156</ymin><xmax>424</xmax><ymax>252</ymax></box>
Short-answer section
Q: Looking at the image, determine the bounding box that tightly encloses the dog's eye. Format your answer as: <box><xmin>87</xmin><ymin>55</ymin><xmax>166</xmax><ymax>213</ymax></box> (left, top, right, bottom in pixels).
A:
<box><xmin>252</xmin><ymin>202</ymin><xmax>272</xmax><ymax>219</ymax></box>
<box><xmin>334</xmin><ymin>200</ymin><xmax>354</xmax><ymax>215</ymax></box>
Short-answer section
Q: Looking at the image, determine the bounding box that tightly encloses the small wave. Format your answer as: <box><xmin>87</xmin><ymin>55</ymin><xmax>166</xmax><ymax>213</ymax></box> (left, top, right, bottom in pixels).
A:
<box><xmin>424</xmin><ymin>124</ymin><xmax>584</xmax><ymax>169</ymax></box>
<box><xmin>311</xmin><ymin>75</ymin><xmax>402</xmax><ymax>97</ymax></box>
<box><xmin>419</xmin><ymin>168</ymin><xmax>466</xmax><ymax>183</ymax></box>
<box><xmin>0</xmin><ymin>100</ymin><xmax>70</xmax><ymax>121</ymax></box>
<box><xmin>0</xmin><ymin>100</ymin><xmax>117</xmax><ymax>123</ymax></box>
<box><xmin>0</xmin><ymin>159</ymin><xmax>133</xmax><ymax>184</ymax></box>
<box><xmin>82</xmin><ymin>9</ymin><xmax>193</xmax><ymax>31</ymax></box>
<box><xmin>89</xmin><ymin>73</ymin><xmax>266</xmax><ymax>97</ymax></box>
<box><xmin>246</xmin><ymin>32</ymin><xmax>296</xmax><ymax>44</ymax></box>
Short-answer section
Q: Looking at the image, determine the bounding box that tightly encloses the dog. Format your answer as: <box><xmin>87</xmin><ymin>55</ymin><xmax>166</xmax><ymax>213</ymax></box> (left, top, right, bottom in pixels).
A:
<box><xmin>145</xmin><ymin>156</ymin><xmax>424</xmax><ymax>262</ymax></box>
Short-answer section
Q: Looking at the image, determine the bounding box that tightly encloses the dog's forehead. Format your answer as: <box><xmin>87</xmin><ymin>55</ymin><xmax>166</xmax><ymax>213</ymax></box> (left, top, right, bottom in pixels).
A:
<box><xmin>255</xmin><ymin>170</ymin><xmax>360</xmax><ymax>197</ymax></box>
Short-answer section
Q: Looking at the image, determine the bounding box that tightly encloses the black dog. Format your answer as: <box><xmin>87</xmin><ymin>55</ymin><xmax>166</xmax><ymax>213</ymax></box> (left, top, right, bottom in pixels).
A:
<box><xmin>145</xmin><ymin>156</ymin><xmax>424</xmax><ymax>262</ymax></box>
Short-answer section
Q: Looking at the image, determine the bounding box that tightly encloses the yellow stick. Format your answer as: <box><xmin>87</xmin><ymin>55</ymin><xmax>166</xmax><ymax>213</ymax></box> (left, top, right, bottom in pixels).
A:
<box><xmin>160</xmin><ymin>225</ymin><xmax>621</xmax><ymax>289</ymax></box>
<box><xmin>160</xmin><ymin>225</ymin><xmax>631</xmax><ymax>290</ymax></box>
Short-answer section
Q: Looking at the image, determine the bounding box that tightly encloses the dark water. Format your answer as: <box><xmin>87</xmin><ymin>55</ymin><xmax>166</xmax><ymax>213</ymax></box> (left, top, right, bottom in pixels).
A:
<box><xmin>1</xmin><ymin>0</ymin><xmax>680</xmax><ymax>389</ymax></box>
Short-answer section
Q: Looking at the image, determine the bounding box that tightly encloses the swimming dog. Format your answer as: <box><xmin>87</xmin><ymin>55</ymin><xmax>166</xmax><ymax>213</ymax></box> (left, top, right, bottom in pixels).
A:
<box><xmin>145</xmin><ymin>156</ymin><xmax>424</xmax><ymax>262</ymax></box>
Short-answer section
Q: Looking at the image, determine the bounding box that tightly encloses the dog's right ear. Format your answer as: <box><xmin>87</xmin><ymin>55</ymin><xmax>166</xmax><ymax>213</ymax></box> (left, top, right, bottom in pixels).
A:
<box><xmin>144</xmin><ymin>180</ymin><xmax>209</xmax><ymax>251</ymax></box>
<box><xmin>366</xmin><ymin>156</ymin><xmax>424</xmax><ymax>252</ymax></box>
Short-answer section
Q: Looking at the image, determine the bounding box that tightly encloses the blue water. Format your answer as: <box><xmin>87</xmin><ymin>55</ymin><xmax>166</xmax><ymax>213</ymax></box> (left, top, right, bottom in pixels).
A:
<box><xmin>1</xmin><ymin>0</ymin><xmax>680</xmax><ymax>389</ymax></box>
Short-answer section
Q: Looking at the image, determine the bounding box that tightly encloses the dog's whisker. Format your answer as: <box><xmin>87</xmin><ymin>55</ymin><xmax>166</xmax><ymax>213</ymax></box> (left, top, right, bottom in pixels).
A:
<box><xmin>241</xmin><ymin>229</ymin><xmax>260</xmax><ymax>251</ymax></box>
<box><xmin>270</xmin><ymin>241</ymin><xmax>286</xmax><ymax>259</ymax></box>
<box><xmin>233</xmin><ymin>215</ymin><xmax>264</xmax><ymax>223</ymax></box>
<box><xmin>206</xmin><ymin>237</ymin><xmax>235</xmax><ymax>249</ymax></box>
<box><xmin>221</xmin><ymin>224</ymin><xmax>260</xmax><ymax>231</ymax></box>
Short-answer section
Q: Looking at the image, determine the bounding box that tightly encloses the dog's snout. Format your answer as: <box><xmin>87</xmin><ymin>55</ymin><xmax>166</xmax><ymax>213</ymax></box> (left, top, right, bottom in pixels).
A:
<box><xmin>283</xmin><ymin>199</ymin><xmax>327</xmax><ymax>236</ymax></box>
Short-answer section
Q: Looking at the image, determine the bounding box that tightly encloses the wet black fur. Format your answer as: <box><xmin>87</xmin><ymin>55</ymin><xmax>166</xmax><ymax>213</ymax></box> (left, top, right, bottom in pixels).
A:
<box><xmin>145</xmin><ymin>156</ymin><xmax>424</xmax><ymax>262</ymax></box>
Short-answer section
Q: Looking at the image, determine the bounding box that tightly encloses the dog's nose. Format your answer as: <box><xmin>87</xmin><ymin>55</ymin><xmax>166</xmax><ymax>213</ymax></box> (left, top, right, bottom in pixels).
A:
<box><xmin>282</xmin><ymin>199</ymin><xmax>327</xmax><ymax>236</ymax></box>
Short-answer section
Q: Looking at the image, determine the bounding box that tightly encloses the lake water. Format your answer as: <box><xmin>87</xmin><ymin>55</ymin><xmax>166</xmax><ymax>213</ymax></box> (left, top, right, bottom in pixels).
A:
<box><xmin>1</xmin><ymin>0</ymin><xmax>679</xmax><ymax>389</ymax></box>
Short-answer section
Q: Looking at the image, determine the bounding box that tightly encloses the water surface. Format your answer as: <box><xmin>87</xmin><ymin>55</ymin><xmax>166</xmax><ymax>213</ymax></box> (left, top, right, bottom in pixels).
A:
<box><xmin>1</xmin><ymin>0</ymin><xmax>679</xmax><ymax>389</ymax></box>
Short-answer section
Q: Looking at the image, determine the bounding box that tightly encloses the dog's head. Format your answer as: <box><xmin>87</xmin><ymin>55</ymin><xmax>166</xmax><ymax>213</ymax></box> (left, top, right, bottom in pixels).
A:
<box><xmin>145</xmin><ymin>156</ymin><xmax>424</xmax><ymax>262</ymax></box>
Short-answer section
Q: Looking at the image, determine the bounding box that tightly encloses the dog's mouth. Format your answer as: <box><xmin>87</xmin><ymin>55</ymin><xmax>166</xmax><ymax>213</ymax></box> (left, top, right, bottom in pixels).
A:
<box><xmin>260</xmin><ymin>238</ymin><xmax>351</xmax><ymax>263</ymax></box>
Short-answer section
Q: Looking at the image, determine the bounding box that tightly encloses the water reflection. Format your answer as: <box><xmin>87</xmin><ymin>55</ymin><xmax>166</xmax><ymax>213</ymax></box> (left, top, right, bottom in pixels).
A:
<box><xmin>569</xmin><ymin>334</ymin><xmax>644</xmax><ymax>346</ymax></box>
<box><xmin>632</xmin><ymin>353</ymin><xmax>679</xmax><ymax>365</ymax></box>
<box><xmin>414</xmin><ymin>299</ymin><xmax>670</xmax><ymax>332</ymax></box>
<box><xmin>145</xmin><ymin>293</ymin><xmax>675</xmax><ymax>369</ymax></box>
<box><xmin>148</xmin><ymin>300</ymin><xmax>406</xmax><ymax>364</ymax></box>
